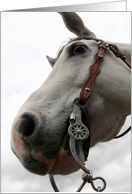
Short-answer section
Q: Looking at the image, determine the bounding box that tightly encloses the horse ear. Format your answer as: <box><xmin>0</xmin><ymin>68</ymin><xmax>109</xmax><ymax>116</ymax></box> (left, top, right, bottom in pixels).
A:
<box><xmin>58</xmin><ymin>12</ymin><xmax>96</xmax><ymax>38</ymax></box>
<box><xmin>46</xmin><ymin>56</ymin><xmax>57</xmax><ymax>67</ymax></box>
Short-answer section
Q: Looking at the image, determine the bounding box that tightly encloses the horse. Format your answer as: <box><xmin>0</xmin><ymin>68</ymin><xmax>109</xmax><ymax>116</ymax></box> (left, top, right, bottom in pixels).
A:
<box><xmin>10</xmin><ymin>12</ymin><xmax>131</xmax><ymax>191</ymax></box>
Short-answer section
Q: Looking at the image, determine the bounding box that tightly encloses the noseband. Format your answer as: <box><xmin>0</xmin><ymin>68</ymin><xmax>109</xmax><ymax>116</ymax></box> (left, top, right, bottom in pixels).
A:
<box><xmin>49</xmin><ymin>37</ymin><xmax>131</xmax><ymax>192</ymax></box>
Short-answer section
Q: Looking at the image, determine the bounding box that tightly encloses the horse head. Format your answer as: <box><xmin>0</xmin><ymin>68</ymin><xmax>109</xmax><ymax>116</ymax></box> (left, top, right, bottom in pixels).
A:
<box><xmin>11</xmin><ymin>12</ymin><xmax>131</xmax><ymax>177</ymax></box>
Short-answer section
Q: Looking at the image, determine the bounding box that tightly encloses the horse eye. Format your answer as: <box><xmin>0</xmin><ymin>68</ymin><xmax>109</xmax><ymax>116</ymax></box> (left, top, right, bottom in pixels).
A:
<box><xmin>72</xmin><ymin>45</ymin><xmax>87</xmax><ymax>55</ymax></box>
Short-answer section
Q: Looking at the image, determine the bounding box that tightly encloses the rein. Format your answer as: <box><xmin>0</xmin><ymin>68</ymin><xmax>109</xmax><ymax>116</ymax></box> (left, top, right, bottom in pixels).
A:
<box><xmin>49</xmin><ymin>37</ymin><xmax>131</xmax><ymax>192</ymax></box>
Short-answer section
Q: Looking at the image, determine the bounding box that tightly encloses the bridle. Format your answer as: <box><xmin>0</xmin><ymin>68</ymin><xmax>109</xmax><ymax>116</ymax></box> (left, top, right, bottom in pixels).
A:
<box><xmin>49</xmin><ymin>37</ymin><xmax>131</xmax><ymax>192</ymax></box>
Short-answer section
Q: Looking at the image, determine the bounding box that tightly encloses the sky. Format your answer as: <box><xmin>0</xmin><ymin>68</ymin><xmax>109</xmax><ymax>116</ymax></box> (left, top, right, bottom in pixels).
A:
<box><xmin>1</xmin><ymin>11</ymin><xmax>131</xmax><ymax>193</ymax></box>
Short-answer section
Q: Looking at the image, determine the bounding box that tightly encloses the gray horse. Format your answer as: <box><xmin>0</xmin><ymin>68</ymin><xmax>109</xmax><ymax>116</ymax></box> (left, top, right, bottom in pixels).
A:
<box><xmin>11</xmin><ymin>12</ymin><xmax>131</xmax><ymax>177</ymax></box>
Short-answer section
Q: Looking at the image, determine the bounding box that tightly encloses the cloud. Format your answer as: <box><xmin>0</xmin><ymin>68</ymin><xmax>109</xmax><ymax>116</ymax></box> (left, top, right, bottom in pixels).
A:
<box><xmin>1</xmin><ymin>12</ymin><xmax>131</xmax><ymax>192</ymax></box>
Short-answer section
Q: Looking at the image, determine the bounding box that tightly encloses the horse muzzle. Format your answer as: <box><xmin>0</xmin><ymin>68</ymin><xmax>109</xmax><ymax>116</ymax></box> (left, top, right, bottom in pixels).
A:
<box><xmin>10</xmin><ymin>111</ymin><xmax>86</xmax><ymax>175</ymax></box>
<box><xmin>10</xmin><ymin>111</ymin><xmax>51</xmax><ymax>175</ymax></box>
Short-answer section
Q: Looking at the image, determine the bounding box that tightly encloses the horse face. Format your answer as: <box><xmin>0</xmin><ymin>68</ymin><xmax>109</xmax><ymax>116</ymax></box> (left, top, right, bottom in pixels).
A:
<box><xmin>10</xmin><ymin>12</ymin><xmax>131</xmax><ymax>177</ymax></box>
<box><xmin>10</xmin><ymin>39</ymin><xmax>98</xmax><ymax>175</ymax></box>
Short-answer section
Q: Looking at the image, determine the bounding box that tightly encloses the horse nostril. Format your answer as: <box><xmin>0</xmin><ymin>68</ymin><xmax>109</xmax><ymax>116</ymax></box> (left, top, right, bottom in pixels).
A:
<box><xmin>15</xmin><ymin>114</ymin><xmax>36</xmax><ymax>137</ymax></box>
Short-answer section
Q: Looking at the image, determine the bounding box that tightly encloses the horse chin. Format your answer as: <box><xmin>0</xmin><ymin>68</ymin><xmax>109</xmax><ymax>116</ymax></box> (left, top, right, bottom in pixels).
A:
<box><xmin>49</xmin><ymin>147</ymin><xmax>85</xmax><ymax>175</ymax></box>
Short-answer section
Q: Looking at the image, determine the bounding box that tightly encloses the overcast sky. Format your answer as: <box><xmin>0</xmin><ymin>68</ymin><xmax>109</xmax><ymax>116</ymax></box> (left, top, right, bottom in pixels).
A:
<box><xmin>1</xmin><ymin>11</ymin><xmax>131</xmax><ymax>193</ymax></box>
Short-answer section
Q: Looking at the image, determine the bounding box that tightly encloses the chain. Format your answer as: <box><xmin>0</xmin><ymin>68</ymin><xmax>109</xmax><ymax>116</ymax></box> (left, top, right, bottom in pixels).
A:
<box><xmin>49</xmin><ymin>172</ymin><xmax>106</xmax><ymax>192</ymax></box>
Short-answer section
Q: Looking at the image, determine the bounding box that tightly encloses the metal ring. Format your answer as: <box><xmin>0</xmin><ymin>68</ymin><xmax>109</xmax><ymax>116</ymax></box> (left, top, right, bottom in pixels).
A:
<box><xmin>91</xmin><ymin>176</ymin><xmax>107</xmax><ymax>192</ymax></box>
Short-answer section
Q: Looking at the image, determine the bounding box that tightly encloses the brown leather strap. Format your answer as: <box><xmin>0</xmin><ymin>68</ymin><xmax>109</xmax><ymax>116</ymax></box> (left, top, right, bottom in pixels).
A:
<box><xmin>79</xmin><ymin>41</ymin><xmax>107</xmax><ymax>105</ymax></box>
<box><xmin>108</xmin><ymin>44</ymin><xmax>131</xmax><ymax>69</ymax></box>
<box><xmin>114</xmin><ymin>126</ymin><xmax>131</xmax><ymax>139</ymax></box>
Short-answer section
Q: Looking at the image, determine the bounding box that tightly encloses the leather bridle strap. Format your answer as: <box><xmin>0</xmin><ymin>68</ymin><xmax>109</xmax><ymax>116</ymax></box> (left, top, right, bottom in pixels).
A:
<box><xmin>108</xmin><ymin>44</ymin><xmax>131</xmax><ymax>69</ymax></box>
<box><xmin>79</xmin><ymin>40</ymin><xmax>131</xmax><ymax>105</ymax></box>
<box><xmin>77</xmin><ymin>38</ymin><xmax>131</xmax><ymax>139</ymax></box>
<box><xmin>114</xmin><ymin>126</ymin><xmax>131</xmax><ymax>139</ymax></box>
<box><xmin>79</xmin><ymin>40</ymin><xmax>107</xmax><ymax>105</ymax></box>
<box><xmin>78</xmin><ymin>40</ymin><xmax>107</xmax><ymax>159</ymax></box>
